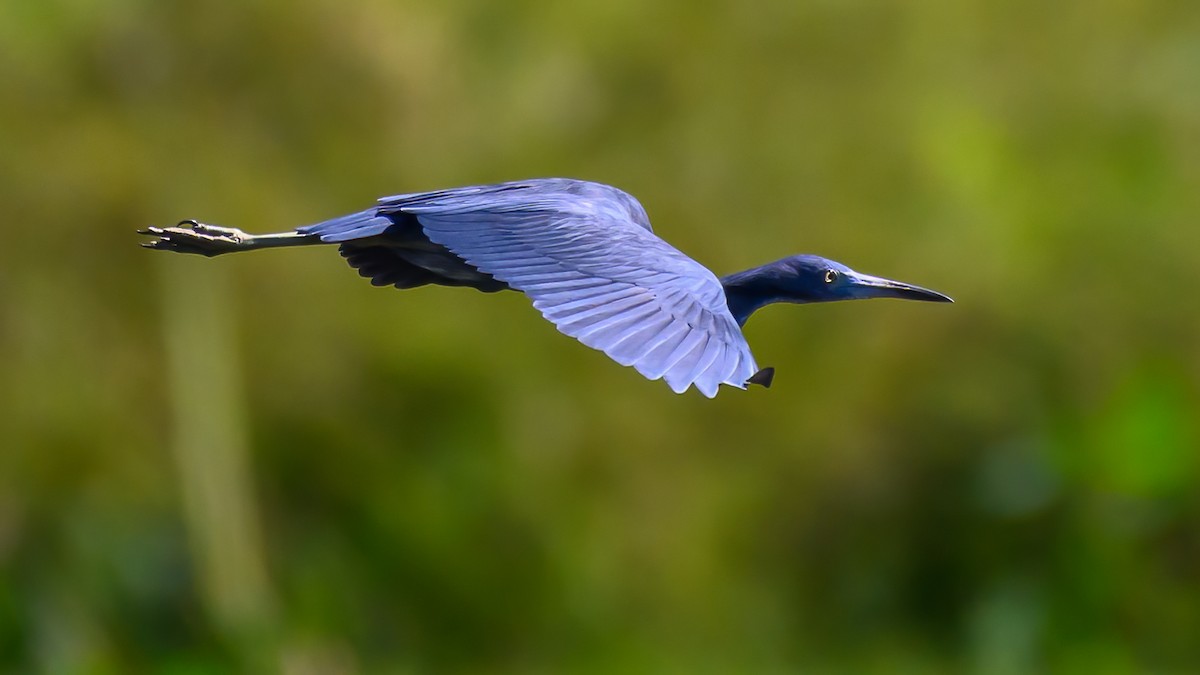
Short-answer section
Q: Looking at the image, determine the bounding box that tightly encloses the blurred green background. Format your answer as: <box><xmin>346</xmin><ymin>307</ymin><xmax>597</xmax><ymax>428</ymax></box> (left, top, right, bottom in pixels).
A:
<box><xmin>2</xmin><ymin>0</ymin><xmax>1198</xmax><ymax>672</ymax></box>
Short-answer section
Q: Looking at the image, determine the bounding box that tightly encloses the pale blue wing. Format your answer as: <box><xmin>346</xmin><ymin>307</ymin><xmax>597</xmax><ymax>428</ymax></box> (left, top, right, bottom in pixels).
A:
<box><xmin>381</xmin><ymin>181</ymin><xmax>759</xmax><ymax>397</ymax></box>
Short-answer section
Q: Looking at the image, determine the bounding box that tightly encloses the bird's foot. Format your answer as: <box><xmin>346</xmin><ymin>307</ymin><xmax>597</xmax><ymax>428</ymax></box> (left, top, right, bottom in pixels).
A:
<box><xmin>138</xmin><ymin>220</ymin><xmax>251</xmax><ymax>256</ymax></box>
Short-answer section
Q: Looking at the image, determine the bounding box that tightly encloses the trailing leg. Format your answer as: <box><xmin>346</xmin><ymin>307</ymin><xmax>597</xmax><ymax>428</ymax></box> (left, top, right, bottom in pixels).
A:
<box><xmin>138</xmin><ymin>220</ymin><xmax>321</xmax><ymax>257</ymax></box>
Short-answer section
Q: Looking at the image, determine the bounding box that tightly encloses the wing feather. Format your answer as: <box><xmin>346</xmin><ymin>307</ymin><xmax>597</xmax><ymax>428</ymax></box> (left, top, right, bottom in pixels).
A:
<box><xmin>686</xmin><ymin>337</ymin><xmax>727</xmax><ymax>398</ymax></box>
<box><xmin>605</xmin><ymin>315</ymin><xmax>674</xmax><ymax>363</ymax></box>
<box><xmin>542</xmin><ymin>287</ymin><xmax>644</xmax><ymax>319</ymax></box>
<box><xmin>554</xmin><ymin>293</ymin><xmax>657</xmax><ymax>329</ymax></box>
<box><xmin>661</xmin><ymin>333</ymin><xmax>710</xmax><ymax>394</ymax></box>
<box><xmin>575</xmin><ymin>303</ymin><xmax>661</xmax><ymax>344</ymax></box>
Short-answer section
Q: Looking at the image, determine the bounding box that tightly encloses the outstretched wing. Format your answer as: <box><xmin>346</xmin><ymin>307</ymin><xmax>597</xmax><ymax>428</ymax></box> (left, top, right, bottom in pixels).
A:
<box><xmin>379</xmin><ymin>180</ymin><xmax>760</xmax><ymax>397</ymax></box>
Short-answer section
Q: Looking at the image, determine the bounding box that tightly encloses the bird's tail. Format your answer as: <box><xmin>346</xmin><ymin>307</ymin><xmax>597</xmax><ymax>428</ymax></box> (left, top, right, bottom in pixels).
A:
<box><xmin>296</xmin><ymin>208</ymin><xmax>395</xmax><ymax>243</ymax></box>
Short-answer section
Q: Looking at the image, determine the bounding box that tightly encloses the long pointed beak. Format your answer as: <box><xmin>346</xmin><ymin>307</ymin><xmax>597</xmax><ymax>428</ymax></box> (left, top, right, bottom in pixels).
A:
<box><xmin>846</xmin><ymin>272</ymin><xmax>954</xmax><ymax>303</ymax></box>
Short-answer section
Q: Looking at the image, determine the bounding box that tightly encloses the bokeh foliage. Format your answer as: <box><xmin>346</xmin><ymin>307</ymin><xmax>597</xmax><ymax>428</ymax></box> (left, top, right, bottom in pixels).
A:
<box><xmin>1</xmin><ymin>0</ymin><xmax>1198</xmax><ymax>672</ymax></box>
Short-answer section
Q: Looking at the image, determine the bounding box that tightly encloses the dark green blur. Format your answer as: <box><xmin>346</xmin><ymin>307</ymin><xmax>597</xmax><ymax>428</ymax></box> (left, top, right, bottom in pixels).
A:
<box><xmin>1</xmin><ymin>1</ymin><xmax>1197</xmax><ymax>672</ymax></box>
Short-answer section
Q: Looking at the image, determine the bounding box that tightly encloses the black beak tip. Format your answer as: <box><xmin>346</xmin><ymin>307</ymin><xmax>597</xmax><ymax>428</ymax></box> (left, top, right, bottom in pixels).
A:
<box><xmin>896</xmin><ymin>287</ymin><xmax>955</xmax><ymax>303</ymax></box>
<box><xmin>903</xmin><ymin>285</ymin><xmax>954</xmax><ymax>303</ymax></box>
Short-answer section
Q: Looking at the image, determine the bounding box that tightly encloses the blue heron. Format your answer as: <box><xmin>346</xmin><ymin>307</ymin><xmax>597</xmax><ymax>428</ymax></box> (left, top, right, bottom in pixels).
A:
<box><xmin>140</xmin><ymin>178</ymin><xmax>951</xmax><ymax>397</ymax></box>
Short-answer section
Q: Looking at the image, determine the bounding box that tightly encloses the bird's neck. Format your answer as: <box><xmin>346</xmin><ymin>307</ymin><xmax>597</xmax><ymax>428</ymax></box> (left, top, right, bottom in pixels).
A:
<box><xmin>720</xmin><ymin>265</ymin><xmax>790</xmax><ymax>327</ymax></box>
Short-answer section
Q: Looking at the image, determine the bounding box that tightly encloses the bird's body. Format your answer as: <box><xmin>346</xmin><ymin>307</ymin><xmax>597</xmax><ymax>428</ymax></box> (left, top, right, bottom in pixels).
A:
<box><xmin>140</xmin><ymin>178</ymin><xmax>951</xmax><ymax>397</ymax></box>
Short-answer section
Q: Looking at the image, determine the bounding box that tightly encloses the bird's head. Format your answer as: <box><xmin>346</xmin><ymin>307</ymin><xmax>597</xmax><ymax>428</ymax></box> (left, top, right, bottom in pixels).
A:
<box><xmin>773</xmin><ymin>255</ymin><xmax>954</xmax><ymax>304</ymax></box>
<box><xmin>721</xmin><ymin>254</ymin><xmax>953</xmax><ymax>325</ymax></box>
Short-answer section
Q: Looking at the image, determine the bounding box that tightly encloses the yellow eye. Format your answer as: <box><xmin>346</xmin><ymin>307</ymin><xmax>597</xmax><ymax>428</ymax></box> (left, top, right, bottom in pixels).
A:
<box><xmin>824</xmin><ymin>270</ymin><xmax>839</xmax><ymax>284</ymax></box>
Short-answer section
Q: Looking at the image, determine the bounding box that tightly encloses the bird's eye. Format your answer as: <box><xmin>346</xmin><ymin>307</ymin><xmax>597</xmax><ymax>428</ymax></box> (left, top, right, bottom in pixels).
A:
<box><xmin>824</xmin><ymin>270</ymin><xmax>839</xmax><ymax>284</ymax></box>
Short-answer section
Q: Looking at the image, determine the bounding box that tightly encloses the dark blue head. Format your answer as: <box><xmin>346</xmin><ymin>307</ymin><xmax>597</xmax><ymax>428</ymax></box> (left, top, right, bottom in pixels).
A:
<box><xmin>721</xmin><ymin>254</ymin><xmax>953</xmax><ymax>325</ymax></box>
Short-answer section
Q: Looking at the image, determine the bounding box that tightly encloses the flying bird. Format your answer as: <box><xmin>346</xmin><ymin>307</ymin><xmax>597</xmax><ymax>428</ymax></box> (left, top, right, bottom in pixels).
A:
<box><xmin>140</xmin><ymin>178</ymin><xmax>951</xmax><ymax>397</ymax></box>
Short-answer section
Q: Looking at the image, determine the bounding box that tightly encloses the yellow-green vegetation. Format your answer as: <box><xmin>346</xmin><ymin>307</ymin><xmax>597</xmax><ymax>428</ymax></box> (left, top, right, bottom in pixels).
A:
<box><xmin>1</xmin><ymin>1</ymin><xmax>1197</xmax><ymax>672</ymax></box>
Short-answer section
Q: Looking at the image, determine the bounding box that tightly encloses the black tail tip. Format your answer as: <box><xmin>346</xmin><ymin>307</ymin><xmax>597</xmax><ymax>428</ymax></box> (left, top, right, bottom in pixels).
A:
<box><xmin>748</xmin><ymin>367</ymin><xmax>774</xmax><ymax>389</ymax></box>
